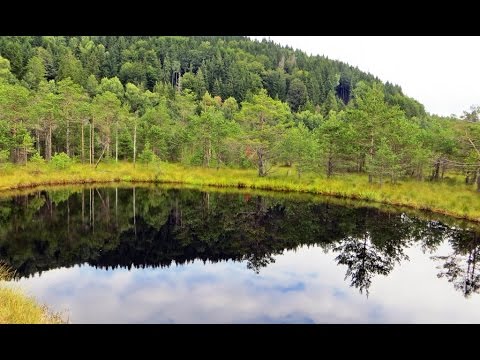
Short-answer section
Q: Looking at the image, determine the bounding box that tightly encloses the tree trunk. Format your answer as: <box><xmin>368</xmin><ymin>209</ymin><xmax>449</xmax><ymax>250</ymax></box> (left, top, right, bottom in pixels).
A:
<box><xmin>106</xmin><ymin>136</ymin><xmax>110</xmax><ymax>159</ymax></box>
<box><xmin>327</xmin><ymin>155</ymin><xmax>333</xmax><ymax>178</ymax></box>
<box><xmin>92</xmin><ymin>188</ymin><xmax>95</xmax><ymax>233</ymax></box>
<box><xmin>133</xmin><ymin>187</ymin><xmax>137</xmax><ymax>238</ymax></box>
<box><xmin>82</xmin><ymin>189</ymin><xmax>85</xmax><ymax>226</ymax></box>
<box><xmin>50</xmin><ymin>125</ymin><xmax>53</xmax><ymax>159</ymax></box>
<box><xmin>45</xmin><ymin>124</ymin><xmax>52</xmax><ymax>161</ymax></box>
<box><xmin>36</xmin><ymin>130</ymin><xmax>40</xmax><ymax>155</ymax></box>
<box><xmin>477</xmin><ymin>169</ymin><xmax>480</xmax><ymax>192</ymax></box>
<box><xmin>203</xmin><ymin>139</ymin><xmax>211</xmax><ymax>167</ymax></box>
<box><xmin>89</xmin><ymin>122</ymin><xmax>92</xmax><ymax>165</ymax></box>
<box><xmin>358</xmin><ymin>156</ymin><xmax>364</xmax><ymax>173</ymax></box>
<box><xmin>89</xmin><ymin>188</ymin><xmax>92</xmax><ymax>227</ymax></box>
<box><xmin>208</xmin><ymin>139</ymin><xmax>211</xmax><ymax>167</ymax></box>
<box><xmin>368</xmin><ymin>134</ymin><xmax>374</xmax><ymax>183</ymax></box>
<box><xmin>90</xmin><ymin>120</ymin><xmax>94</xmax><ymax>165</ymax></box>
<box><xmin>257</xmin><ymin>149</ymin><xmax>266</xmax><ymax>177</ymax></box>
<box><xmin>471</xmin><ymin>170</ymin><xmax>477</xmax><ymax>184</ymax></box>
<box><xmin>432</xmin><ymin>159</ymin><xmax>440</xmax><ymax>181</ymax></box>
<box><xmin>67</xmin><ymin>197</ymin><xmax>70</xmax><ymax>240</ymax></box>
<box><xmin>133</xmin><ymin>121</ymin><xmax>137</xmax><ymax>167</ymax></box>
<box><xmin>66</xmin><ymin>119</ymin><xmax>70</xmax><ymax>156</ymax></box>
<box><xmin>115</xmin><ymin>121</ymin><xmax>118</xmax><ymax>163</ymax></box>
<box><xmin>95</xmin><ymin>144</ymin><xmax>107</xmax><ymax>169</ymax></box>
<box><xmin>81</xmin><ymin>122</ymin><xmax>85</xmax><ymax>164</ymax></box>
<box><xmin>115</xmin><ymin>187</ymin><xmax>118</xmax><ymax>228</ymax></box>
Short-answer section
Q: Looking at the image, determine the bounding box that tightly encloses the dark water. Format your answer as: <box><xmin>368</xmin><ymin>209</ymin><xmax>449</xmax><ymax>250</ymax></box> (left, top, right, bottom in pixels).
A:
<box><xmin>1</xmin><ymin>186</ymin><xmax>480</xmax><ymax>323</ymax></box>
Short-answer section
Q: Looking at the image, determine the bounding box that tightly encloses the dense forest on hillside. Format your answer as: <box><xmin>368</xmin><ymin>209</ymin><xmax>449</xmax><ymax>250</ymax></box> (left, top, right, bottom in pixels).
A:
<box><xmin>0</xmin><ymin>36</ymin><xmax>479</xmax><ymax>189</ymax></box>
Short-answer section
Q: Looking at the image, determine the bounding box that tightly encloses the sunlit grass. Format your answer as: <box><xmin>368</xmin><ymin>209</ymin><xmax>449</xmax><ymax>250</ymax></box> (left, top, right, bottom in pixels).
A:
<box><xmin>0</xmin><ymin>262</ymin><xmax>65</xmax><ymax>324</ymax></box>
<box><xmin>0</xmin><ymin>161</ymin><xmax>479</xmax><ymax>222</ymax></box>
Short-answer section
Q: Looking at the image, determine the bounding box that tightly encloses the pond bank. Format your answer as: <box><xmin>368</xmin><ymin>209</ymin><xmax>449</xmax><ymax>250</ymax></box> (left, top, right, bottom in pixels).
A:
<box><xmin>0</xmin><ymin>264</ymin><xmax>64</xmax><ymax>324</ymax></box>
<box><xmin>0</xmin><ymin>161</ymin><xmax>478</xmax><ymax>222</ymax></box>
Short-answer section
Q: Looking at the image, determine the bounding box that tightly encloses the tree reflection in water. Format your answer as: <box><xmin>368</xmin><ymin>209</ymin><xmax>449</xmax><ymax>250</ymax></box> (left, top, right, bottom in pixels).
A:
<box><xmin>432</xmin><ymin>231</ymin><xmax>480</xmax><ymax>298</ymax></box>
<box><xmin>0</xmin><ymin>186</ymin><xmax>478</xmax><ymax>297</ymax></box>
<box><xmin>334</xmin><ymin>234</ymin><xmax>407</xmax><ymax>297</ymax></box>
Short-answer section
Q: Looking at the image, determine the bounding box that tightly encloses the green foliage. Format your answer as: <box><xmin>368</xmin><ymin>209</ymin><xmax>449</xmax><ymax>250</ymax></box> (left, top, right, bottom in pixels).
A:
<box><xmin>0</xmin><ymin>150</ymin><xmax>9</xmax><ymax>163</ymax></box>
<box><xmin>29</xmin><ymin>153</ymin><xmax>45</xmax><ymax>165</ymax></box>
<box><xmin>287</xmin><ymin>78</ymin><xmax>308</xmax><ymax>112</ymax></box>
<box><xmin>119</xmin><ymin>61</ymin><xmax>146</xmax><ymax>86</ymax></box>
<box><xmin>138</xmin><ymin>142</ymin><xmax>159</xmax><ymax>164</ymax></box>
<box><xmin>85</xmin><ymin>74</ymin><xmax>99</xmax><ymax>96</ymax></box>
<box><xmin>222</xmin><ymin>97</ymin><xmax>239</xmax><ymax>119</ymax></box>
<box><xmin>98</xmin><ymin>76</ymin><xmax>124</xmax><ymax>99</ymax></box>
<box><xmin>0</xmin><ymin>55</ymin><xmax>18</xmax><ymax>84</ymax></box>
<box><xmin>316</xmin><ymin>110</ymin><xmax>356</xmax><ymax>176</ymax></box>
<box><xmin>0</xmin><ymin>36</ymin><xmax>476</xmax><ymax>190</ymax></box>
<box><xmin>23</xmin><ymin>56</ymin><xmax>45</xmax><ymax>89</ymax></box>
<box><xmin>50</xmin><ymin>152</ymin><xmax>72</xmax><ymax>170</ymax></box>
<box><xmin>236</xmin><ymin>89</ymin><xmax>292</xmax><ymax>176</ymax></box>
<box><xmin>277</xmin><ymin>123</ymin><xmax>318</xmax><ymax>176</ymax></box>
<box><xmin>366</xmin><ymin>138</ymin><xmax>401</xmax><ymax>184</ymax></box>
<box><xmin>57</xmin><ymin>50</ymin><xmax>85</xmax><ymax>85</ymax></box>
<box><xmin>181</xmin><ymin>69</ymin><xmax>207</xmax><ymax>99</ymax></box>
<box><xmin>294</xmin><ymin>110</ymin><xmax>323</xmax><ymax>130</ymax></box>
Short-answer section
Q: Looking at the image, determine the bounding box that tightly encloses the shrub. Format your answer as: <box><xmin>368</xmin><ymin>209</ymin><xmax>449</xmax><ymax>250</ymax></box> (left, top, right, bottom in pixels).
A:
<box><xmin>50</xmin><ymin>152</ymin><xmax>72</xmax><ymax>170</ymax></box>
<box><xmin>0</xmin><ymin>150</ymin><xmax>9</xmax><ymax>164</ymax></box>
<box><xmin>29</xmin><ymin>153</ymin><xmax>45</xmax><ymax>165</ymax></box>
<box><xmin>138</xmin><ymin>143</ymin><xmax>159</xmax><ymax>164</ymax></box>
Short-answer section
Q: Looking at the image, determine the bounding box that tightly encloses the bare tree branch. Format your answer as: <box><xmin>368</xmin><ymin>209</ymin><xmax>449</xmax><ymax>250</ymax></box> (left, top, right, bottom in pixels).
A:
<box><xmin>466</xmin><ymin>130</ymin><xmax>480</xmax><ymax>158</ymax></box>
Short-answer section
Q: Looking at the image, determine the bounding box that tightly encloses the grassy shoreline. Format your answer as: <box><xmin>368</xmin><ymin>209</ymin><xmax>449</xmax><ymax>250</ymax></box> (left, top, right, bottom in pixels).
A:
<box><xmin>0</xmin><ymin>161</ymin><xmax>478</xmax><ymax>323</ymax></box>
<box><xmin>0</xmin><ymin>161</ymin><xmax>479</xmax><ymax>222</ymax></box>
<box><xmin>0</xmin><ymin>263</ymin><xmax>65</xmax><ymax>324</ymax></box>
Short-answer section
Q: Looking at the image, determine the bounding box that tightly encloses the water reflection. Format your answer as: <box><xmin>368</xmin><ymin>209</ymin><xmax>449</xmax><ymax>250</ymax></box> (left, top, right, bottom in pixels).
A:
<box><xmin>0</xmin><ymin>186</ymin><xmax>479</xmax><ymax>322</ymax></box>
<box><xmin>432</xmin><ymin>231</ymin><xmax>480</xmax><ymax>298</ymax></box>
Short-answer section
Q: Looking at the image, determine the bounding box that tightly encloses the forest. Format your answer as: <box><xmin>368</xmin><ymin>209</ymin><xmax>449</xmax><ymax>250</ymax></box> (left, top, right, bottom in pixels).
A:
<box><xmin>0</xmin><ymin>36</ymin><xmax>479</xmax><ymax>189</ymax></box>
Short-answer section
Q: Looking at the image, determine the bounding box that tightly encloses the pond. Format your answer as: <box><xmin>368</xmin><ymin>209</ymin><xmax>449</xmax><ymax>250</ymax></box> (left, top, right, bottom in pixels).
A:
<box><xmin>0</xmin><ymin>185</ymin><xmax>479</xmax><ymax>323</ymax></box>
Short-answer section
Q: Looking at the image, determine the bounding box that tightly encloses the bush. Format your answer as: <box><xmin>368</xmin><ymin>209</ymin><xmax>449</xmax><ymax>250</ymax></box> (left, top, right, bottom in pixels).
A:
<box><xmin>50</xmin><ymin>152</ymin><xmax>72</xmax><ymax>170</ymax></box>
<box><xmin>138</xmin><ymin>143</ymin><xmax>159</xmax><ymax>164</ymax></box>
<box><xmin>29</xmin><ymin>153</ymin><xmax>45</xmax><ymax>165</ymax></box>
<box><xmin>0</xmin><ymin>150</ymin><xmax>9</xmax><ymax>164</ymax></box>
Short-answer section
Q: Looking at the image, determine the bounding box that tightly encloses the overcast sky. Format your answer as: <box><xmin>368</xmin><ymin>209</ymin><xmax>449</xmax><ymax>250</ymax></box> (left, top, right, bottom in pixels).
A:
<box><xmin>249</xmin><ymin>36</ymin><xmax>480</xmax><ymax>117</ymax></box>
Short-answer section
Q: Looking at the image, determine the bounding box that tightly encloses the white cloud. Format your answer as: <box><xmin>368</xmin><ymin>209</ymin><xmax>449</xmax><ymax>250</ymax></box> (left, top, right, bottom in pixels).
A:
<box><xmin>15</xmin><ymin>243</ymin><xmax>480</xmax><ymax>323</ymax></box>
<box><xmin>249</xmin><ymin>36</ymin><xmax>480</xmax><ymax>117</ymax></box>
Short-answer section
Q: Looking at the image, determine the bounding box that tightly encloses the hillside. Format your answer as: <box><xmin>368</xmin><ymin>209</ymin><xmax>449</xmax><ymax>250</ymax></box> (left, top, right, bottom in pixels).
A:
<box><xmin>0</xmin><ymin>36</ymin><xmax>425</xmax><ymax>117</ymax></box>
<box><xmin>0</xmin><ymin>35</ymin><xmax>478</xmax><ymax>195</ymax></box>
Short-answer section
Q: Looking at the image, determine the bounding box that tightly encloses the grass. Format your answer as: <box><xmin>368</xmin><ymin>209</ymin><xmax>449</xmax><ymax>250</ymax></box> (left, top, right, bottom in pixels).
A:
<box><xmin>0</xmin><ymin>161</ymin><xmax>478</xmax><ymax>322</ymax></box>
<box><xmin>0</xmin><ymin>160</ymin><xmax>479</xmax><ymax>222</ymax></box>
<box><xmin>0</xmin><ymin>262</ymin><xmax>65</xmax><ymax>324</ymax></box>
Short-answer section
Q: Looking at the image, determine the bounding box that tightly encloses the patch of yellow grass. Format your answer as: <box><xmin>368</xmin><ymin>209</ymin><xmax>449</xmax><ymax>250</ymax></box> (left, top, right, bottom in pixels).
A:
<box><xmin>0</xmin><ymin>161</ymin><xmax>479</xmax><ymax>222</ymax></box>
<box><xmin>0</xmin><ymin>263</ymin><xmax>65</xmax><ymax>324</ymax></box>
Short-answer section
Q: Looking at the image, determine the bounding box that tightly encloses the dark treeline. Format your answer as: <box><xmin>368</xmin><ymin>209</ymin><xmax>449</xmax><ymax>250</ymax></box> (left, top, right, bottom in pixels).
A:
<box><xmin>0</xmin><ymin>187</ymin><xmax>479</xmax><ymax>297</ymax></box>
<box><xmin>0</xmin><ymin>36</ymin><xmax>479</xmax><ymax>186</ymax></box>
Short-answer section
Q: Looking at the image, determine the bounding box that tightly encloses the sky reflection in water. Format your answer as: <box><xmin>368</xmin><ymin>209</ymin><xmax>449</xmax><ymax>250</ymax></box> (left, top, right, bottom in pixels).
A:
<box><xmin>15</xmin><ymin>242</ymin><xmax>480</xmax><ymax>324</ymax></box>
<box><xmin>1</xmin><ymin>186</ymin><xmax>479</xmax><ymax>323</ymax></box>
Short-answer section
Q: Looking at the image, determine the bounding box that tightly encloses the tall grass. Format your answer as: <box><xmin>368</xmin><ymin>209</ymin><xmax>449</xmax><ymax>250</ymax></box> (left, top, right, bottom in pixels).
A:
<box><xmin>0</xmin><ymin>262</ymin><xmax>65</xmax><ymax>324</ymax></box>
<box><xmin>0</xmin><ymin>161</ymin><xmax>479</xmax><ymax>222</ymax></box>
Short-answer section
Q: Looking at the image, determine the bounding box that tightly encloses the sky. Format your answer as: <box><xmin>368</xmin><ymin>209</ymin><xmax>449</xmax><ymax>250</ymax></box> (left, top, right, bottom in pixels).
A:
<box><xmin>249</xmin><ymin>36</ymin><xmax>480</xmax><ymax>117</ymax></box>
<box><xmin>16</xmin><ymin>242</ymin><xmax>478</xmax><ymax>323</ymax></box>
